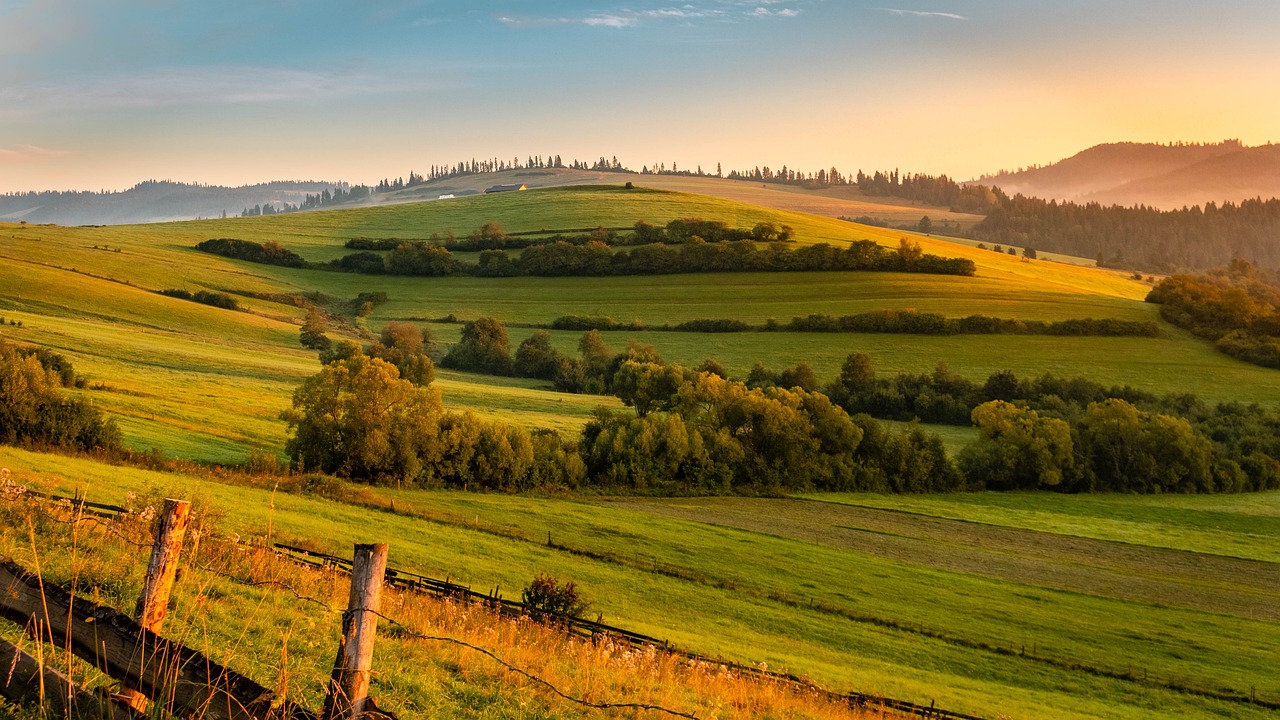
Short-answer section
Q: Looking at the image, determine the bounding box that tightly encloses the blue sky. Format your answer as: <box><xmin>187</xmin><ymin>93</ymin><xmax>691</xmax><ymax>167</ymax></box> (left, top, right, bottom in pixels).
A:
<box><xmin>2</xmin><ymin>0</ymin><xmax>1278</xmax><ymax>192</ymax></box>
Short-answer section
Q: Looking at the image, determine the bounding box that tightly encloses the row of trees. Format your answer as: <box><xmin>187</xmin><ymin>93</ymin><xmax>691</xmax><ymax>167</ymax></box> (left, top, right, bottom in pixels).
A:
<box><xmin>289</xmin><ymin>314</ymin><xmax>1280</xmax><ymax>495</ymax></box>
<box><xmin>972</xmin><ymin>196</ymin><xmax>1280</xmax><ymax>272</ymax></box>
<box><xmin>284</xmin><ymin>340</ymin><xmax>962</xmax><ymax>494</ymax></box>
<box><xmin>334</xmin><ymin>238</ymin><xmax>975</xmax><ymax>279</ymax></box>
<box><xmin>195</xmin><ymin>238</ymin><xmax>305</xmax><ymax>268</ymax></box>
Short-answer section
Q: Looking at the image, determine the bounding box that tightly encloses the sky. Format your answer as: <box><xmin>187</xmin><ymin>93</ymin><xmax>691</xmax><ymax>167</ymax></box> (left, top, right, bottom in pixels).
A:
<box><xmin>1</xmin><ymin>0</ymin><xmax>1278</xmax><ymax>193</ymax></box>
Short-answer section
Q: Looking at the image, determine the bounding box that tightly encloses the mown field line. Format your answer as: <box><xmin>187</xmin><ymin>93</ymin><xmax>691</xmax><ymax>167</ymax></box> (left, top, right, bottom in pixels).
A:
<box><xmin>802</xmin><ymin>496</ymin><xmax>1273</xmax><ymax>564</ymax></box>
<box><xmin>265</xmin><ymin>491</ymin><xmax>1278</xmax><ymax>709</ymax></box>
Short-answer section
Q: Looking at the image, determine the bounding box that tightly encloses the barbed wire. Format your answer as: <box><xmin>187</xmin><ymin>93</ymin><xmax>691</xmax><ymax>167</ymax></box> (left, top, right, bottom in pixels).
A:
<box><xmin>364</xmin><ymin>607</ymin><xmax>701</xmax><ymax>720</ymax></box>
<box><xmin>190</xmin><ymin>554</ymin><xmax>700</xmax><ymax>720</ymax></box>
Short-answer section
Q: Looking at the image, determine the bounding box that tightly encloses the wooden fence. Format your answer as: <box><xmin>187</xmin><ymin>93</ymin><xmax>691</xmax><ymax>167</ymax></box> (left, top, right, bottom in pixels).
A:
<box><xmin>15</xmin><ymin>486</ymin><xmax>1274</xmax><ymax>717</ymax></box>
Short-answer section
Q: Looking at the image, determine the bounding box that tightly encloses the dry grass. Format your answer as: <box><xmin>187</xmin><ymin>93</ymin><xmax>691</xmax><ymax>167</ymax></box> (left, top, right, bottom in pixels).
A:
<box><xmin>0</xmin><ymin>490</ymin><xmax>904</xmax><ymax>720</ymax></box>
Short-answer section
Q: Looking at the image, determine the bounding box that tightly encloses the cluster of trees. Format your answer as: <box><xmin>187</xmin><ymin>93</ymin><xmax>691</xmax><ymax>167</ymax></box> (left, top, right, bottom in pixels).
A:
<box><xmin>195</xmin><ymin>238</ymin><xmax>305</xmax><ymax>268</ymax></box>
<box><xmin>283</xmin><ymin>352</ymin><xmax>585</xmax><ymax>490</ymax></box>
<box><xmin>0</xmin><ymin>343</ymin><xmax>121</xmax><ymax>452</ymax></box>
<box><xmin>959</xmin><ymin>399</ymin><xmax>1246</xmax><ymax>493</ymax></box>
<box><xmin>283</xmin><ymin>339</ymin><xmax>961</xmax><ymax>494</ymax></box>
<box><xmin>331</xmin><ymin>237</ymin><xmax>975</xmax><ymax>279</ymax></box>
<box><xmin>855</xmin><ymin>171</ymin><xmax>1004</xmax><ymax>214</ymax></box>
<box><xmin>972</xmin><ymin>196</ymin><xmax>1280</xmax><ymax>272</ymax></box>
<box><xmin>1145</xmin><ymin>260</ymin><xmax>1280</xmax><ymax>368</ymax></box>
<box><xmin>583</xmin><ymin>366</ymin><xmax>961</xmax><ymax>494</ymax></box>
<box><xmin>285</xmin><ymin>318</ymin><xmax>1280</xmax><ymax>495</ymax></box>
<box><xmin>534</xmin><ymin>312</ymin><xmax>1156</xmax><ymax>337</ymax></box>
<box><xmin>210</xmin><ymin>221</ymin><xmax>976</xmax><ymax>279</ymax></box>
<box><xmin>781</xmin><ymin>311</ymin><xmax>1157</xmax><ymax>337</ymax></box>
<box><xmin>819</xmin><ymin>354</ymin><xmax>1280</xmax><ymax>492</ymax></box>
<box><xmin>346</xmin><ymin>219</ymin><xmax>785</xmax><ymax>254</ymax></box>
<box><xmin>158</xmin><ymin>288</ymin><xmax>239</xmax><ymax>311</ymax></box>
<box><xmin>298</xmin><ymin>185</ymin><xmax>372</xmax><ymax>211</ymax></box>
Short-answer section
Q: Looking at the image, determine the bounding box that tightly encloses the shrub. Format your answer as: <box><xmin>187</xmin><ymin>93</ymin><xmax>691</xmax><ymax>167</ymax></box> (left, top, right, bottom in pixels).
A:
<box><xmin>521</xmin><ymin>574</ymin><xmax>587</xmax><ymax>621</ymax></box>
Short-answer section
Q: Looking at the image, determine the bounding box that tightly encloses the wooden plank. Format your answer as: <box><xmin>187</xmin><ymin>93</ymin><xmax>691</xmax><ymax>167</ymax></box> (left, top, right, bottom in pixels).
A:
<box><xmin>0</xmin><ymin>557</ymin><xmax>311</xmax><ymax>720</ymax></box>
<box><xmin>0</xmin><ymin>638</ymin><xmax>137</xmax><ymax>720</ymax></box>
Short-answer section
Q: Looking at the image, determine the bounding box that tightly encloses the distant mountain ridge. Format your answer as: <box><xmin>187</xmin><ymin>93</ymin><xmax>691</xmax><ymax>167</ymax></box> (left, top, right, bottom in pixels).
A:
<box><xmin>0</xmin><ymin>179</ymin><xmax>347</xmax><ymax>225</ymax></box>
<box><xmin>978</xmin><ymin>140</ymin><xmax>1280</xmax><ymax>209</ymax></box>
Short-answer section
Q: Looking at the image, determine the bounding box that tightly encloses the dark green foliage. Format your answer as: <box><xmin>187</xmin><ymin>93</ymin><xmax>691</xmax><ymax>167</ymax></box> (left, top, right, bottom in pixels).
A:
<box><xmin>384</xmin><ymin>242</ymin><xmax>461</xmax><ymax>276</ymax></box>
<box><xmin>474</xmin><ymin>249</ymin><xmax>519</xmax><ymax>277</ymax></box>
<box><xmin>550</xmin><ymin>316</ymin><xmax>632</xmax><ymax>332</ymax></box>
<box><xmin>785</xmin><ymin>311</ymin><xmax>1158</xmax><ymax>337</ymax></box>
<box><xmin>972</xmin><ymin>196</ymin><xmax>1280</xmax><ymax>272</ymax></box>
<box><xmin>696</xmin><ymin>358</ymin><xmax>728</xmax><ymax>378</ymax></box>
<box><xmin>672</xmin><ymin>318</ymin><xmax>751</xmax><ymax>333</ymax></box>
<box><xmin>319</xmin><ymin>340</ymin><xmax>363</xmax><ymax>365</ymax></box>
<box><xmin>333</xmin><ymin>251</ymin><xmax>386</xmax><ymax>274</ymax></box>
<box><xmin>522</xmin><ymin>574</ymin><xmax>587</xmax><ymax>621</ymax></box>
<box><xmin>0</xmin><ymin>343</ymin><xmax>121</xmax><ymax>452</ymax></box>
<box><xmin>835</xmin><ymin>354</ymin><xmax>1280</xmax><ymax>493</ymax></box>
<box><xmin>160</xmin><ymin>288</ymin><xmax>239</xmax><ymax>311</ymax></box>
<box><xmin>580</xmin><ymin>370</ymin><xmax>960</xmax><ymax>495</ymax></box>
<box><xmin>299</xmin><ymin>308</ymin><xmax>331</xmax><ymax>350</ymax></box>
<box><xmin>195</xmin><ymin>238</ymin><xmax>305</xmax><ymax>267</ymax></box>
<box><xmin>514</xmin><ymin>330</ymin><xmax>560</xmax><ymax>380</ymax></box>
<box><xmin>515</xmin><ymin>238</ymin><xmax>975</xmax><ymax>277</ymax></box>
<box><xmin>193</xmin><ymin>291</ymin><xmax>238</xmax><ymax>310</ymax></box>
<box><xmin>442</xmin><ymin>316</ymin><xmax>512</xmax><ymax>375</ymax></box>
<box><xmin>345</xmin><ymin>237</ymin><xmax>401</xmax><ymax>251</ymax></box>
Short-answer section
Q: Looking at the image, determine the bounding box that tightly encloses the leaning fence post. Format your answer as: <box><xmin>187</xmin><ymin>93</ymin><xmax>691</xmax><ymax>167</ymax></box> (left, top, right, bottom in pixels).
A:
<box><xmin>135</xmin><ymin>498</ymin><xmax>191</xmax><ymax>632</ymax></box>
<box><xmin>124</xmin><ymin>497</ymin><xmax>190</xmax><ymax>712</ymax></box>
<box><xmin>323</xmin><ymin>543</ymin><xmax>389</xmax><ymax>720</ymax></box>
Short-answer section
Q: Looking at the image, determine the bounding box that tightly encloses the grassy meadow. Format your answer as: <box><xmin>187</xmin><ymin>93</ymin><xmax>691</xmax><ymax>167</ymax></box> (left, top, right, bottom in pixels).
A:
<box><xmin>3</xmin><ymin>182</ymin><xmax>1279</xmax><ymax>718</ymax></box>
<box><xmin>1</xmin><ymin>448</ymin><xmax>1277</xmax><ymax>719</ymax></box>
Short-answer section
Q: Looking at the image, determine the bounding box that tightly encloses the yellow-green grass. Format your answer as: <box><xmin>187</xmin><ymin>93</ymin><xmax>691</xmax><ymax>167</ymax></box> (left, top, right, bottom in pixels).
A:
<box><xmin>348</xmin><ymin>167</ymin><xmax>989</xmax><ymax>231</ymax></box>
<box><xmin>414</xmin><ymin>321</ymin><xmax>1280</xmax><ymax>409</ymax></box>
<box><xmin>804</xmin><ymin>491</ymin><xmax>1280</xmax><ymax>563</ymax></box>
<box><xmin>0</xmin><ymin>482</ymin><xmax>880</xmax><ymax>720</ymax></box>
<box><xmin>0</xmin><ymin>258</ymin><xmax>608</xmax><ymax>462</ymax></box>
<box><xmin>2</xmin><ymin>185</ymin><xmax>1148</xmax><ymax>300</ymax></box>
<box><xmin>4</xmin><ymin>184</ymin><xmax>1277</xmax><ymax>460</ymax></box>
<box><xmin>2</xmin><ymin>447</ymin><xmax>1276</xmax><ymax>720</ymax></box>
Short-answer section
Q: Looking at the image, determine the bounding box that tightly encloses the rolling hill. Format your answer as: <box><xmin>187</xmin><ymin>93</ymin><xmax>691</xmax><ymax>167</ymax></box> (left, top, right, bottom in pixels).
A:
<box><xmin>978</xmin><ymin>140</ymin><xmax>1280</xmax><ymax>209</ymax></box>
<box><xmin>2</xmin><ymin>184</ymin><xmax>1279</xmax><ymax>719</ymax></box>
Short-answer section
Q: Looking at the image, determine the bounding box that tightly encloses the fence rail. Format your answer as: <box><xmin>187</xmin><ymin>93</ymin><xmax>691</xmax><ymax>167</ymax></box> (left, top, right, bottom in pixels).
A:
<box><xmin>23</xmin><ymin>490</ymin><xmax>1274</xmax><ymax>718</ymax></box>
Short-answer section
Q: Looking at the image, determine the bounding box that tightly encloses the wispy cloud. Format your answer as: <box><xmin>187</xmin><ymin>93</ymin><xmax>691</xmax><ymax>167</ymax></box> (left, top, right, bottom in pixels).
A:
<box><xmin>497</xmin><ymin>2</ymin><xmax>802</xmax><ymax>29</ymax></box>
<box><xmin>0</xmin><ymin>144</ymin><xmax>70</xmax><ymax>163</ymax></box>
<box><xmin>748</xmin><ymin>6</ymin><xmax>800</xmax><ymax>18</ymax></box>
<box><xmin>877</xmin><ymin>8</ymin><xmax>967</xmax><ymax>20</ymax></box>
<box><xmin>0</xmin><ymin>65</ymin><xmax>454</xmax><ymax>115</ymax></box>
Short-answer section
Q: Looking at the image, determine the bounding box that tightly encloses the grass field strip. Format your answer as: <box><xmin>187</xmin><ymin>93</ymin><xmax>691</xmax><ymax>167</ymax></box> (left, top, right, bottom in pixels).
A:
<box><xmin>13</xmin><ymin>490</ymin><xmax>986</xmax><ymax>720</ymax></box>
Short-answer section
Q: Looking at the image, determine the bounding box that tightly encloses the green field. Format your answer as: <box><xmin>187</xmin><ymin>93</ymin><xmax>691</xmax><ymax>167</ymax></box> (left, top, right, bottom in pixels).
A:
<box><xmin>3</xmin><ymin>181</ymin><xmax>1280</xmax><ymax>718</ymax></box>
<box><xmin>1</xmin><ymin>448</ymin><xmax>1276</xmax><ymax>720</ymax></box>
<box><xmin>4</xmin><ymin>183</ymin><xmax>1277</xmax><ymax>462</ymax></box>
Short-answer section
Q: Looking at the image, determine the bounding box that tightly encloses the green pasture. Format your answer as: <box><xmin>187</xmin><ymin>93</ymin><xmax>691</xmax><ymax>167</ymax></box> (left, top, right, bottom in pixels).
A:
<box><xmin>3</xmin><ymin>183</ymin><xmax>1279</xmax><ymax>462</ymax></box>
<box><xmin>807</xmin><ymin>491</ymin><xmax>1280</xmax><ymax>563</ymax></box>
<box><xmin>1</xmin><ymin>447</ymin><xmax>1276</xmax><ymax>720</ymax></box>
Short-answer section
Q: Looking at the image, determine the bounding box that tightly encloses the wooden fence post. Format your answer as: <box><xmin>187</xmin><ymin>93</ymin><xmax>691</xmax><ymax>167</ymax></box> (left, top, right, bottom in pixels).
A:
<box><xmin>134</xmin><ymin>498</ymin><xmax>191</xmax><ymax>633</ymax></box>
<box><xmin>323</xmin><ymin>543</ymin><xmax>389</xmax><ymax>720</ymax></box>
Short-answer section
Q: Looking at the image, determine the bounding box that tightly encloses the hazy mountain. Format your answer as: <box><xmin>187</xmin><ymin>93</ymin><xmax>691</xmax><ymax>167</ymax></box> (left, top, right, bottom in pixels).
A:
<box><xmin>0</xmin><ymin>179</ymin><xmax>347</xmax><ymax>225</ymax></box>
<box><xmin>978</xmin><ymin>141</ymin><xmax>1280</xmax><ymax>209</ymax></box>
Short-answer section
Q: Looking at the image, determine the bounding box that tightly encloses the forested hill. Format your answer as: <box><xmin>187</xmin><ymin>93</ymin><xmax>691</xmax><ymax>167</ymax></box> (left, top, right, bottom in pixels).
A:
<box><xmin>969</xmin><ymin>196</ymin><xmax>1280</xmax><ymax>273</ymax></box>
<box><xmin>0</xmin><ymin>179</ymin><xmax>346</xmax><ymax>225</ymax></box>
<box><xmin>977</xmin><ymin>141</ymin><xmax>1280</xmax><ymax>210</ymax></box>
